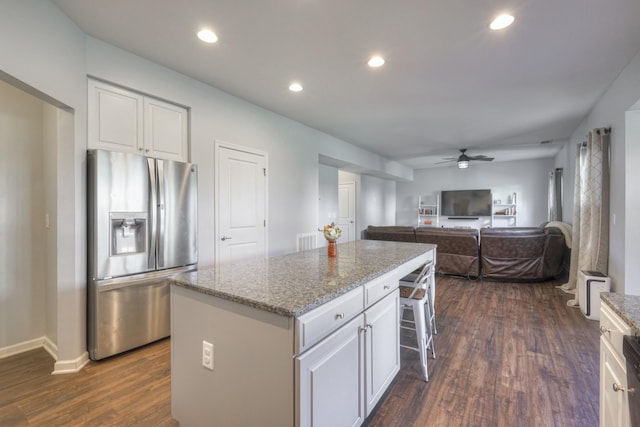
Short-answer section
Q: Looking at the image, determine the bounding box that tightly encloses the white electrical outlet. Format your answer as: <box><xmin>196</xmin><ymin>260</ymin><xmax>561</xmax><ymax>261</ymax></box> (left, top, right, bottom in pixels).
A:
<box><xmin>202</xmin><ymin>340</ymin><xmax>214</xmax><ymax>370</ymax></box>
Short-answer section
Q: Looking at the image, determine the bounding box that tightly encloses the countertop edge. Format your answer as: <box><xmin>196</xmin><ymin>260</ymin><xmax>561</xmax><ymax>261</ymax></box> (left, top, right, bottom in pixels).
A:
<box><xmin>601</xmin><ymin>292</ymin><xmax>640</xmax><ymax>334</ymax></box>
<box><xmin>170</xmin><ymin>279</ymin><xmax>298</xmax><ymax>317</ymax></box>
<box><xmin>169</xmin><ymin>243</ymin><xmax>434</xmax><ymax>318</ymax></box>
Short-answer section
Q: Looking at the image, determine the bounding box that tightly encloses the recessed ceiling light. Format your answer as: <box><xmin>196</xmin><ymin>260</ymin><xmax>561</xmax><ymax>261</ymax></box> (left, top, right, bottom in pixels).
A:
<box><xmin>489</xmin><ymin>14</ymin><xmax>515</xmax><ymax>30</ymax></box>
<box><xmin>197</xmin><ymin>29</ymin><xmax>218</xmax><ymax>43</ymax></box>
<box><xmin>289</xmin><ymin>82</ymin><xmax>303</xmax><ymax>92</ymax></box>
<box><xmin>368</xmin><ymin>56</ymin><xmax>385</xmax><ymax>68</ymax></box>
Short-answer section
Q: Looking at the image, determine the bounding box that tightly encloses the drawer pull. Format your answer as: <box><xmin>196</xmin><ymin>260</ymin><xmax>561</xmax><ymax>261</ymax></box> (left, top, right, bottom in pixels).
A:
<box><xmin>383</xmin><ymin>285</ymin><xmax>390</xmax><ymax>290</ymax></box>
<box><xmin>600</xmin><ymin>326</ymin><xmax>611</xmax><ymax>334</ymax></box>
<box><xmin>335</xmin><ymin>313</ymin><xmax>344</xmax><ymax>320</ymax></box>
<box><xmin>612</xmin><ymin>383</ymin><xmax>634</xmax><ymax>393</ymax></box>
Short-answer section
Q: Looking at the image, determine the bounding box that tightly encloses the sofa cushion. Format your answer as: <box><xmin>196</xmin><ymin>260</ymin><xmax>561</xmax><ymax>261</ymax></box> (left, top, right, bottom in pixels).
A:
<box><xmin>480</xmin><ymin>227</ymin><xmax>565</xmax><ymax>281</ymax></box>
<box><xmin>415</xmin><ymin>227</ymin><xmax>480</xmax><ymax>277</ymax></box>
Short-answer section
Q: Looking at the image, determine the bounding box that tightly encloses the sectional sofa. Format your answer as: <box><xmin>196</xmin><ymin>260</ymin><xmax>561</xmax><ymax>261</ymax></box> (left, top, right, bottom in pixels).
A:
<box><xmin>363</xmin><ymin>225</ymin><xmax>567</xmax><ymax>281</ymax></box>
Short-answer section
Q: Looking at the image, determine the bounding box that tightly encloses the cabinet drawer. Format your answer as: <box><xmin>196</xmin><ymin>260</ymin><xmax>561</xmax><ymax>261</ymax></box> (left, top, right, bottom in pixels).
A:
<box><xmin>601</xmin><ymin>303</ymin><xmax>632</xmax><ymax>356</ymax></box>
<box><xmin>364</xmin><ymin>270</ymin><xmax>399</xmax><ymax>308</ymax></box>
<box><xmin>295</xmin><ymin>287</ymin><xmax>364</xmax><ymax>355</ymax></box>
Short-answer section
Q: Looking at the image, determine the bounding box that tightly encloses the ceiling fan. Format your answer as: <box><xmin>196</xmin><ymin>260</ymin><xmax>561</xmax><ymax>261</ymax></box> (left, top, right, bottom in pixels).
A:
<box><xmin>436</xmin><ymin>149</ymin><xmax>495</xmax><ymax>169</ymax></box>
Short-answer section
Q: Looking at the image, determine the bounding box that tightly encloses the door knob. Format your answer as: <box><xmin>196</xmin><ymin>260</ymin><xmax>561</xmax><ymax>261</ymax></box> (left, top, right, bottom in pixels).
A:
<box><xmin>221</xmin><ymin>236</ymin><xmax>232</xmax><ymax>241</ymax></box>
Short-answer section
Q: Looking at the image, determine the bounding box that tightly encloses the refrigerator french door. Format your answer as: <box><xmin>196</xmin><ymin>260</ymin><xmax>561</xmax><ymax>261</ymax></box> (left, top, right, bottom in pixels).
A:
<box><xmin>87</xmin><ymin>149</ymin><xmax>197</xmax><ymax>360</ymax></box>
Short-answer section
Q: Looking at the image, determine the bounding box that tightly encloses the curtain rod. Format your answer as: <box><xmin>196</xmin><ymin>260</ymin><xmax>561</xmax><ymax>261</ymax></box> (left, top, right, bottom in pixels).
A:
<box><xmin>581</xmin><ymin>126</ymin><xmax>612</xmax><ymax>146</ymax></box>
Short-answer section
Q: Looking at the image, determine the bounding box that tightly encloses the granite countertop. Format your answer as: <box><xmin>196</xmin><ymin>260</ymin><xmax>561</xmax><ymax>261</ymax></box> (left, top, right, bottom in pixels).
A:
<box><xmin>601</xmin><ymin>293</ymin><xmax>640</xmax><ymax>334</ymax></box>
<box><xmin>170</xmin><ymin>240</ymin><xmax>435</xmax><ymax>318</ymax></box>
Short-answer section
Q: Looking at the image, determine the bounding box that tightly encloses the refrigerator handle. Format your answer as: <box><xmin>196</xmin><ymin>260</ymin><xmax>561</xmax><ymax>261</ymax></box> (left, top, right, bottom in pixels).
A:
<box><xmin>157</xmin><ymin>159</ymin><xmax>166</xmax><ymax>268</ymax></box>
<box><xmin>148</xmin><ymin>158</ymin><xmax>157</xmax><ymax>269</ymax></box>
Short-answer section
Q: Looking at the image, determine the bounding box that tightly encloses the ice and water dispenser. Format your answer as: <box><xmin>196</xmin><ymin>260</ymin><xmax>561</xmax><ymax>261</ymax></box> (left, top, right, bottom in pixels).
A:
<box><xmin>110</xmin><ymin>213</ymin><xmax>147</xmax><ymax>256</ymax></box>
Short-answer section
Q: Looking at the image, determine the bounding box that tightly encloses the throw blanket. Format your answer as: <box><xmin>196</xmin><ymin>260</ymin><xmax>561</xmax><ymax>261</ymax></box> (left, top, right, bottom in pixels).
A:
<box><xmin>545</xmin><ymin>221</ymin><xmax>572</xmax><ymax>249</ymax></box>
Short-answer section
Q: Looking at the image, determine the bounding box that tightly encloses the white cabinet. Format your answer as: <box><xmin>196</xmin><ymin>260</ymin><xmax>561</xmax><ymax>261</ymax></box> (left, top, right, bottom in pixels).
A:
<box><xmin>296</xmin><ymin>291</ymin><xmax>400</xmax><ymax>427</ymax></box>
<box><xmin>364</xmin><ymin>291</ymin><xmax>400</xmax><ymax>412</ymax></box>
<box><xmin>88</xmin><ymin>79</ymin><xmax>188</xmax><ymax>162</ymax></box>
<box><xmin>600</xmin><ymin>303</ymin><xmax>632</xmax><ymax>427</ymax></box>
<box><xmin>296</xmin><ymin>314</ymin><xmax>366</xmax><ymax>427</ymax></box>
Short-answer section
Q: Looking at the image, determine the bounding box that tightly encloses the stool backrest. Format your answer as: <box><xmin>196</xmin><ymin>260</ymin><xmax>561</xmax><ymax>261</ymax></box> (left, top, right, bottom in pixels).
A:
<box><xmin>405</xmin><ymin>261</ymin><xmax>432</xmax><ymax>300</ymax></box>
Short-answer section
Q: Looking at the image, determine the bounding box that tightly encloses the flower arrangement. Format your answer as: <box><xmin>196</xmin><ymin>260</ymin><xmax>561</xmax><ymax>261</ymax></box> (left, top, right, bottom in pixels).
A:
<box><xmin>319</xmin><ymin>222</ymin><xmax>342</xmax><ymax>242</ymax></box>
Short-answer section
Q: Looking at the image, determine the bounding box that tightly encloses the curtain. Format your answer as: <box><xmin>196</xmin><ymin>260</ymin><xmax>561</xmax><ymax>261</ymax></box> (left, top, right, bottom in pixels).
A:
<box><xmin>558</xmin><ymin>128</ymin><xmax>610</xmax><ymax>308</ymax></box>
<box><xmin>548</xmin><ymin>168</ymin><xmax>563</xmax><ymax>221</ymax></box>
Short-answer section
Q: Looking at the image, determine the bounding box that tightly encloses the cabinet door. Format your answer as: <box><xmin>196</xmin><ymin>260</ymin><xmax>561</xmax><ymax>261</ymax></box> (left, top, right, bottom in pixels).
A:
<box><xmin>364</xmin><ymin>291</ymin><xmax>400</xmax><ymax>415</ymax></box>
<box><xmin>144</xmin><ymin>97</ymin><xmax>188</xmax><ymax>161</ymax></box>
<box><xmin>600</xmin><ymin>336</ymin><xmax>630</xmax><ymax>427</ymax></box>
<box><xmin>296</xmin><ymin>314</ymin><xmax>365</xmax><ymax>427</ymax></box>
<box><xmin>88</xmin><ymin>79</ymin><xmax>144</xmax><ymax>153</ymax></box>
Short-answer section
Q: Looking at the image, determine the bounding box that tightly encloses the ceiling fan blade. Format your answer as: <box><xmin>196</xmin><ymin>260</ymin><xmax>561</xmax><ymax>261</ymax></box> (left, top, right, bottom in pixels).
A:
<box><xmin>434</xmin><ymin>159</ymin><xmax>456</xmax><ymax>165</ymax></box>
<box><xmin>467</xmin><ymin>155</ymin><xmax>495</xmax><ymax>161</ymax></box>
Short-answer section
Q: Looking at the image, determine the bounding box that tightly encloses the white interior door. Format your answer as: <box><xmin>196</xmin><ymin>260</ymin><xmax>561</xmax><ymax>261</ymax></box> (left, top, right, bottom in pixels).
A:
<box><xmin>216</xmin><ymin>142</ymin><xmax>267</xmax><ymax>266</ymax></box>
<box><xmin>339</xmin><ymin>181</ymin><xmax>356</xmax><ymax>241</ymax></box>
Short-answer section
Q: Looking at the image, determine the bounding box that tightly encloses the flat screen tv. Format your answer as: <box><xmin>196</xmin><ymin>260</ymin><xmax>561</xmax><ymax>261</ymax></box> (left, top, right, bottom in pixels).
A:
<box><xmin>440</xmin><ymin>189</ymin><xmax>492</xmax><ymax>217</ymax></box>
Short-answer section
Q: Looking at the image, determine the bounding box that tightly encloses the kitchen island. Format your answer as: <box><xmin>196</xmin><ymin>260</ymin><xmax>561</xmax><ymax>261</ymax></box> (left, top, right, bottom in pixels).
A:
<box><xmin>170</xmin><ymin>240</ymin><xmax>436</xmax><ymax>427</ymax></box>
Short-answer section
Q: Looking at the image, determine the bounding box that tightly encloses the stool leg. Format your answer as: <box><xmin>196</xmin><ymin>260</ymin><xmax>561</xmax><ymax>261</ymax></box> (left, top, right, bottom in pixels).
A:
<box><xmin>424</xmin><ymin>296</ymin><xmax>435</xmax><ymax>359</ymax></box>
<box><xmin>430</xmin><ymin>279</ymin><xmax>437</xmax><ymax>334</ymax></box>
<box><xmin>413</xmin><ymin>302</ymin><xmax>429</xmax><ymax>382</ymax></box>
<box><xmin>427</xmin><ymin>283</ymin><xmax>436</xmax><ymax>336</ymax></box>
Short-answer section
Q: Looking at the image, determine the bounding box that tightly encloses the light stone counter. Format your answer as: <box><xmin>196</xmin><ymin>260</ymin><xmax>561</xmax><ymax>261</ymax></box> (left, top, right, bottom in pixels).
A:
<box><xmin>170</xmin><ymin>240</ymin><xmax>436</xmax><ymax>317</ymax></box>
<box><xmin>601</xmin><ymin>292</ymin><xmax>640</xmax><ymax>334</ymax></box>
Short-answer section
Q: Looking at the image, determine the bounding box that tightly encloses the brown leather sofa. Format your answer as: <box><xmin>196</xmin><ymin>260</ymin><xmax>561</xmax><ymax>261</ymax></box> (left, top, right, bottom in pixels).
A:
<box><xmin>479</xmin><ymin>227</ymin><xmax>565</xmax><ymax>281</ymax></box>
<box><xmin>363</xmin><ymin>225</ymin><xmax>480</xmax><ymax>277</ymax></box>
<box><xmin>414</xmin><ymin>227</ymin><xmax>480</xmax><ymax>277</ymax></box>
<box><xmin>363</xmin><ymin>225</ymin><xmax>566</xmax><ymax>281</ymax></box>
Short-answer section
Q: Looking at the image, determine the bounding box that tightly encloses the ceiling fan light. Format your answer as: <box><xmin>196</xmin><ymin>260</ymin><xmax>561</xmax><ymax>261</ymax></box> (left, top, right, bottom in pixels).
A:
<box><xmin>457</xmin><ymin>160</ymin><xmax>469</xmax><ymax>169</ymax></box>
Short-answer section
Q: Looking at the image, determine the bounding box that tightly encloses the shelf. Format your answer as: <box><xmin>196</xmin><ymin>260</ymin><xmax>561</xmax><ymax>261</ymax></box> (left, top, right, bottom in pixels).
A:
<box><xmin>418</xmin><ymin>194</ymin><xmax>439</xmax><ymax>226</ymax></box>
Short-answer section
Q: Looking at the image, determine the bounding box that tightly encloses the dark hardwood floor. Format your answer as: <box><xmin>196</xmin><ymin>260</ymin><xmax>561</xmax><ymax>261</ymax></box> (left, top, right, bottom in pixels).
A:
<box><xmin>0</xmin><ymin>276</ymin><xmax>600</xmax><ymax>426</ymax></box>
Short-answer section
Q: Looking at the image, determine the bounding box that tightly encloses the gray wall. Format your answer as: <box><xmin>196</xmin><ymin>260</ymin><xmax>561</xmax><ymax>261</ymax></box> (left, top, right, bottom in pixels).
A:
<box><xmin>561</xmin><ymin>49</ymin><xmax>640</xmax><ymax>295</ymax></box>
<box><xmin>396</xmin><ymin>157</ymin><xmax>555</xmax><ymax>228</ymax></box>
<box><xmin>318</xmin><ymin>164</ymin><xmax>339</xmax><ymax>247</ymax></box>
<box><xmin>360</xmin><ymin>174</ymin><xmax>397</xmax><ymax>231</ymax></box>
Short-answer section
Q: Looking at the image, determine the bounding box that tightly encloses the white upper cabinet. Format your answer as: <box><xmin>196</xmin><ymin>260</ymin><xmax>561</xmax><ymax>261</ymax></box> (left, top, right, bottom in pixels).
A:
<box><xmin>143</xmin><ymin>97</ymin><xmax>188</xmax><ymax>161</ymax></box>
<box><xmin>88</xmin><ymin>79</ymin><xmax>189</xmax><ymax>162</ymax></box>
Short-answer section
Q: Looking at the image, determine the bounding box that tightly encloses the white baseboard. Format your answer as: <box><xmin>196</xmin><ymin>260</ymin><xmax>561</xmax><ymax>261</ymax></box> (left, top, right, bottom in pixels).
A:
<box><xmin>52</xmin><ymin>351</ymin><xmax>90</xmax><ymax>375</ymax></box>
<box><xmin>43</xmin><ymin>336</ymin><xmax>59</xmax><ymax>360</ymax></box>
<box><xmin>1</xmin><ymin>336</ymin><xmax>89</xmax><ymax>375</ymax></box>
<box><xmin>0</xmin><ymin>336</ymin><xmax>51</xmax><ymax>359</ymax></box>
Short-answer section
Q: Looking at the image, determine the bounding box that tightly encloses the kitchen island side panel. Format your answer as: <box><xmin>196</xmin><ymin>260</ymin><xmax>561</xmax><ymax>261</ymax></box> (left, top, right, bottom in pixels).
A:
<box><xmin>171</xmin><ymin>285</ymin><xmax>295</xmax><ymax>427</ymax></box>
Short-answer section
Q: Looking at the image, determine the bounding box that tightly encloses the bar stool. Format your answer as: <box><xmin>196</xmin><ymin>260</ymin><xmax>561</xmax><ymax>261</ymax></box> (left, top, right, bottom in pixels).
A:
<box><xmin>399</xmin><ymin>261</ymin><xmax>436</xmax><ymax>381</ymax></box>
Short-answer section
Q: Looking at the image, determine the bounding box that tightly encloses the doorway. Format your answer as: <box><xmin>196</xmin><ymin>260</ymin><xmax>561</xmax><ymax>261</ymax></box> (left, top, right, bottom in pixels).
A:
<box><xmin>338</xmin><ymin>181</ymin><xmax>356</xmax><ymax>242</ymax></box>
<box><xmin>0</xmin><ymin>79</ymin><xmax>62</xmax><ymax>361</ymax></box>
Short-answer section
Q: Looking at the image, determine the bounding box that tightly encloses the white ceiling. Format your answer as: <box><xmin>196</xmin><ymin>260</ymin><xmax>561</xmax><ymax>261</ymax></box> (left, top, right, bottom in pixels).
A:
<box><xmin>51</xmin><ymin>0</ymin><xmax>640</xmax><ymax>169</ymax></box>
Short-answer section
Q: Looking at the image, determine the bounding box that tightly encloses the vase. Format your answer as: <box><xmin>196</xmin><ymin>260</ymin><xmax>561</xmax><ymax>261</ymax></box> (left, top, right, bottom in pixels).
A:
<box><xmin>327</xmin><ymin>241</ymin><xmax>337</xmax><ymax>258</ymax></box>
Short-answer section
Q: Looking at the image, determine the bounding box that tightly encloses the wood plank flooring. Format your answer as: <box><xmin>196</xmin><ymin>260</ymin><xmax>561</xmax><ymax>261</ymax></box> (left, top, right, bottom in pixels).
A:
<box><xmin>0</xmin><ymin>276</ymin><xmax>600</xmax><ymax>426</ymax></box>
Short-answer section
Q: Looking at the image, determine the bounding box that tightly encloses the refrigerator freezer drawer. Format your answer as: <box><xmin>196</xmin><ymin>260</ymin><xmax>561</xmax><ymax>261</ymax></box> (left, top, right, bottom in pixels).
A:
<box><xmin>88</xmin><ymin>274</ymin><xmax>172</xmax><ymax>360</ymax></box>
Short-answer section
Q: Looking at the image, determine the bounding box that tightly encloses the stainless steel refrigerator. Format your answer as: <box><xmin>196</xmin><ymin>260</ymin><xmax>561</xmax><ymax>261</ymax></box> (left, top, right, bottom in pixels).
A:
<box><xmin>87</xmin><ymin>149</ymin><xmax>197</xmax><ymax>360</ymax></box>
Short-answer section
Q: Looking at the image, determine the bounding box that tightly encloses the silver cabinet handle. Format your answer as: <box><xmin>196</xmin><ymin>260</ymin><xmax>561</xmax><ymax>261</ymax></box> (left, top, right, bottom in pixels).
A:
<box><xmin>335</xmin><ymin>313</ymin><xmax>344</xmax><ymax>320</ymax></box>
<box><xmin>221</xmin><ymin>236</ymin><xmax>232</xmax><ymax>241</ymax></box>
<box><xmin>600</xmin><ymin>326</ymin><xmax>611</xmax><ymax>334</ymax></box>
<box><xmin>612</xmin><ymin>383</ymin><xmax>635</xmax><ymax>393</ymax></box>
<box><xmin>383</xmin><ymin>285</ymin><xmax>390</xmax><ymax>290</ymax></box>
